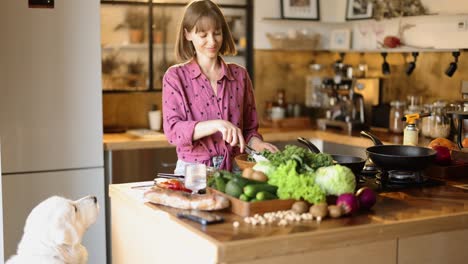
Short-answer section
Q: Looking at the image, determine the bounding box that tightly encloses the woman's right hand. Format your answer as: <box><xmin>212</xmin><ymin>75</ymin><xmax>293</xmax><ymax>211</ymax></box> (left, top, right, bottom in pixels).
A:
<box><xmin>216</xmin><ymin>120</ymin><xmax>245</xmax><ymax>151</ymax></box>
<box><xmin>193</xmin><ymin>120</ymin><xmax>246</xmax><ymax>152</ymax></box>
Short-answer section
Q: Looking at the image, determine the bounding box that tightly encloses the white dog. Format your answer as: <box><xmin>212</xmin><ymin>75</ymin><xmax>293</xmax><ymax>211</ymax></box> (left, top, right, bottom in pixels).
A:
<box><xmin>6</xmin><ymin>195</ymin><xmax>99</xmax><ymax>264</ymax></box>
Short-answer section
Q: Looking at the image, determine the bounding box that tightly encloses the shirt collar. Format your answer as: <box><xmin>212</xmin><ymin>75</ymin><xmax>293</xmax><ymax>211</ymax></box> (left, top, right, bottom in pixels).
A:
<box><xmin>187</xmin><ymin>57</ymin><xmax>235</xmax><ymax>81</ymax></box>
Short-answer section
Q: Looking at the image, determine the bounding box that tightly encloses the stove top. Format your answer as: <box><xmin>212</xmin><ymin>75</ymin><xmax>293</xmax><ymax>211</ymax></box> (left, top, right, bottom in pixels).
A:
<box><xmin>358</xmin><ymin>168</ymin><xmax>444</xmax><ymax>192</ymax></box>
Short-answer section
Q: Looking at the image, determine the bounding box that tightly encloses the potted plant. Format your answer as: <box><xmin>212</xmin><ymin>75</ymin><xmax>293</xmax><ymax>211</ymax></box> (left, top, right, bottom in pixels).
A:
<box><xmin>127</xmin><ymin>59</ymin><xmax>146</xmax><ymax>89</ymax></box>
<box><xmin>152</xmin><ymin>13</ymin><xmax>171</xmax><ymax>44</ymax></box>
<box><xmin>102</xmin><ymin>53</ymin><xmax>119</xmax><ymax>74</ymax></box>
<box><xmin>101</xmin><ymin>53</ymin><xmax>120</xmax><ymax>90</ymax></box>
<box><xmin>115</xmin><ymin>8</ymin><xmax>146</xmax><ymax>43</ymax></box>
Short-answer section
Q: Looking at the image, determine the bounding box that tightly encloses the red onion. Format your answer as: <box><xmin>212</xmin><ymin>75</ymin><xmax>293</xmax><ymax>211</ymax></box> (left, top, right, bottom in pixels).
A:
<box><xmin>336</xmin><ymin>193</ymin><xmax>359</xmax><ymax>215</ymax></box>
<box><xmin>355</xmin><ymin>187</ymin><xmax>377</xmax><ymax>210</ymax></box>
<box><xmin>432</xmin><ymin>145</ymin><xmax>451</xmax><ymax>166</ymax></box>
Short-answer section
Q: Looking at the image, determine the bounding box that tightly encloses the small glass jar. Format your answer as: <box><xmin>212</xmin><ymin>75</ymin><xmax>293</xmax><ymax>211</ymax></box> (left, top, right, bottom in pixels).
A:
<box><xmin>430</xmin><ymin>101</ymin><xmax>450</xmax><ymax>138</ymax></box>
<box><xmin>421</xmin><ymin>103</ymin><xmax>433</xmax><ymax>138</ymax></box>
<box><xmin>389</xmin><ymin>100</ymin><xmax>406</xmax><ymax>133</ymax></box>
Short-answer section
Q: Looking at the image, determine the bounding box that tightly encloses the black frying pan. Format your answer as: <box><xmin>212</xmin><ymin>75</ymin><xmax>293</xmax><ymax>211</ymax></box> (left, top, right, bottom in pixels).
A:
<box><xmin>360</xmin><ymin>131</ymin><xmax>436</xmax><ymax>171</ymax></box>
<box><xmin>297</xmin><ymin>137</ymin><xmax>366</xmax><ymax>176</ymax></box>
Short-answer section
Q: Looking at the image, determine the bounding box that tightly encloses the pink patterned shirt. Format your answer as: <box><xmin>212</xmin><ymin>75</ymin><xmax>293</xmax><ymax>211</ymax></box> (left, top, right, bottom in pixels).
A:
<box><xmin>162</xmin><ymin>58</ymin><xmax>262</xmax><ymax>171</ymax></box>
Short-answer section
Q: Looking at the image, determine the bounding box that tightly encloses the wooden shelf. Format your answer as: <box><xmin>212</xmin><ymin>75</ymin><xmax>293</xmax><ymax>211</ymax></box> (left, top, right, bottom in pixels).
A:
<box><xmin>330</xmin><ymin>48</ymin><xmax>458</xmax><ymax>53</ymax></box>
<box><xmin>262</xmin><ymin>17</ymin><xmax>321</xmax><ymax>22</ymax></box>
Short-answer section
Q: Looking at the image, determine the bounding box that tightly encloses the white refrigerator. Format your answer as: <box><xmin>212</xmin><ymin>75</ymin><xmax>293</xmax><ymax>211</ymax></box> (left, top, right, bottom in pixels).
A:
<box><xmin>0</xmin><ymin>1</ymin><xmax>106</xmax><ymax>263</ymax></box>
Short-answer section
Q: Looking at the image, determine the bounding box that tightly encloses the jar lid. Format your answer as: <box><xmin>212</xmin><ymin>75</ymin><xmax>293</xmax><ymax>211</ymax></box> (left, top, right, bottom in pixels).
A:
<box><xmin>390</xmin><ymin>100</ymin><xmax>406</xmax><ymax>107</ymax></box>
<box><xmin>433</xmin><ymin>100</ymin><xmax>447</xmax><ymax>107</ymax></box>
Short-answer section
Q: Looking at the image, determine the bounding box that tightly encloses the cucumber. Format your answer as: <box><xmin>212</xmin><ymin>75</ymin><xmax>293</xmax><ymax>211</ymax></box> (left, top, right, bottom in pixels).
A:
<box><xmin>220</xmin><ymin>170</ymin><xmax>234</xmax><ymax>180</ymax></box>
<box><xmin>232</xmin><ymin>174</ymin><xmax>252</xmax><ymax>188</ymax></box>
<box><xmin>243</xmin><ymin>183</ymin><xmax>278</xmax><ymax>198</ymax></box>
<box><xmin>207</xmin><ymin>176</ymin><xmax>216</xmax><ymax>188</ymax></box>
<box><xmin>256</xmin><ymin>191</ymin><xmax>278</xmax><ymax>201</ymax></box>
<box><xmin>214</xmin><ymin>177</ymin><xmax>226</xmax><ymax>192</ymax></box>
<box><xmin>239</xmin><ymin>194</ymin><xmax>250</xmax><ymax>201</ymax></box>
<box><xmin>212</xmin><ymin>171</ymin><xmax>222</xmax><ymax>178</ymax></box>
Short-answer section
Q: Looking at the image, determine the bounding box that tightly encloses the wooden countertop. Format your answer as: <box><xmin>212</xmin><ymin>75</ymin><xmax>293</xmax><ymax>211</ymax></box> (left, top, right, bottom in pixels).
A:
<box><xmin>103</xmin><ymin>128</ymin><xmax>430</xmax><ymax>151</ymax></box>
<box><xmin>110</xmin><ymin>181</ymin><xmax>468</xmax><ymax>263</ymax></box>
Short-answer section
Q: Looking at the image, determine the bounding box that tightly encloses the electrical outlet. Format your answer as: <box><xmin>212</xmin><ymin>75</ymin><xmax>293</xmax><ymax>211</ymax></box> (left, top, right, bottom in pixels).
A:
<box><xmin>457</xmin><ymin>20</ymin><xmax>467</xmax><ymax>31</ymax></box>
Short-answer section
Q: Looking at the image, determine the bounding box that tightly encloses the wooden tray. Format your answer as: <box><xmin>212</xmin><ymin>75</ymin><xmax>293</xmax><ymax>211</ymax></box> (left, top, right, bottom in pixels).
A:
<box><xmin>424</xmin><ymin>163</ymin><xmax>468</xmax><ymax>179</ymax></box>
<box><xmin>208</xmin><ymin>188</ymin><xmax>295</xmax><ymax>217</ymax></box>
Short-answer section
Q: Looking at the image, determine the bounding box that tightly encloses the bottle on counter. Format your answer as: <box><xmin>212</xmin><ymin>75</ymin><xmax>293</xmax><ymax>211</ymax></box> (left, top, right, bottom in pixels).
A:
<box><xmin>402</xmin><ymin>113</ymin><xmax>430</xmax><ymax>146</ymax></box>
<box><xmin>403</xmin><ymin>123</ymin><xmax>419</xmax><ymax>146</ymax></box>
<box><xmin>148</xmin><ymin>104</ymin><xmax>161</xmax><ymax>131</ymax></box>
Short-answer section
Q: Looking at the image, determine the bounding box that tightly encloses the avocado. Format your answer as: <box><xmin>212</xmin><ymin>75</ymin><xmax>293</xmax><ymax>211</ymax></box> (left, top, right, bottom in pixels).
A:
<box><xmin>225</xmin><ymin>180</ymin><xmax>243</xmax><ymax>198</ymax></box>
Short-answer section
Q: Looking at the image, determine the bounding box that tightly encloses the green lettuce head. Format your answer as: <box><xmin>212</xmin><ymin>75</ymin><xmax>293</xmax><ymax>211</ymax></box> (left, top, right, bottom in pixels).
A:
<box><xmin>315</xmin><ymin>165</ymin><xmax>356</xmax><ymax>196</ymax></box>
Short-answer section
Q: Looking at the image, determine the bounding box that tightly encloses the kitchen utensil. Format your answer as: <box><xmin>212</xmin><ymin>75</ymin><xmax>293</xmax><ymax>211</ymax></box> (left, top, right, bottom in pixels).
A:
<box><xmin>296</xmin><ymin>137</ymin><xmax>366</xmax><ymax>176</ymax></box>
<box><xmin>156</xmin><ymin>173</ymin><xmax>185</xmax><ymax>179</ymax></box>
<box><xmin>360</xmin><ymin>131</ymin><xmax>436</xmax><ymax>171</ymax></box>
<box><xmin>450</xmin><ymin>111</ymin><xmax>468</xmax><ymax>149</ymax></box>
<box><xmin>245</xmin><ymin>145</ymin><xmax>268</xmax><ymax>162</ymax></box>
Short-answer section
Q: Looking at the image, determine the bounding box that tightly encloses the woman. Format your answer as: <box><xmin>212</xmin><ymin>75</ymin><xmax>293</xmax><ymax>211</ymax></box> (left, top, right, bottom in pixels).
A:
<box><xmin>163</xmin><ymin>0</ymin><xmax>278</xmax><ymax>174</ymax></box>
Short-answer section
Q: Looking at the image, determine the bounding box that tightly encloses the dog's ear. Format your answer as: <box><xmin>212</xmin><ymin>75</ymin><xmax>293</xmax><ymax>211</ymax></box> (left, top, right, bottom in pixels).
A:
<box><xmin>51</xmin><ymin>222</ymin><xmax>80</xmax><ymax>245</ymax></box>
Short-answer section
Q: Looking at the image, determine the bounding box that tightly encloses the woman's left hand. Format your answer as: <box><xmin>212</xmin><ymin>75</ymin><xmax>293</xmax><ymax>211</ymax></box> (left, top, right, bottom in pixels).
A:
<box><xmin>249</xmin><ymin>138</ymin><xmax>279</xmax><ymax>153</ymax></box>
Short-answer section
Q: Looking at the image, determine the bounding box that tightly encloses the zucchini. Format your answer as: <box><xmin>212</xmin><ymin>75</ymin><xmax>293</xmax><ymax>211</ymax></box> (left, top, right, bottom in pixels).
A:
<box><xmin>256</xmin><ymin>191</ymin><xmax>278</xmax><ymax>201</ymax></box>
<box><xmin>243</xmin><ymin>183</ymin><xmax>278</xmax><ymax>198</ymax></box>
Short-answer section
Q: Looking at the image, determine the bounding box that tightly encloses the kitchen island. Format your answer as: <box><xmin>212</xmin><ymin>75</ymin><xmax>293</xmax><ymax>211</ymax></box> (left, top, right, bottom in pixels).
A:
<box><xmin>109</xmin><ymin>181</ymin><xmax>468</xmax><ymax>264</ymax></box>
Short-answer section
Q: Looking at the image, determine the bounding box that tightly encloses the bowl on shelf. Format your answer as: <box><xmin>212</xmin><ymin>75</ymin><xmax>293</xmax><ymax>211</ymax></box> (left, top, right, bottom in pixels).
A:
<box><xmin>234</xmin><ymin>153</ymin><xmax>256</xmax><ymax>170</ymax></box>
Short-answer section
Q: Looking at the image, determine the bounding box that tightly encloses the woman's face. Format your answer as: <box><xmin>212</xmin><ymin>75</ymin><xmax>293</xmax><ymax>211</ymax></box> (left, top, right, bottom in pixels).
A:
<box><xmin>185</xmin><ymin>18</ymin><xmax>223</xmax><ymax>60</ymax></box>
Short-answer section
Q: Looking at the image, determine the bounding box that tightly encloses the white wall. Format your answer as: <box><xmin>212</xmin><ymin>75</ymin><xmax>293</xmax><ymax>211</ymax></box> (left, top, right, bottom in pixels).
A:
<box><xmin>254</xmin><ymin>0</ymin><xmax>468</xmax><ymax>50</ymax></box>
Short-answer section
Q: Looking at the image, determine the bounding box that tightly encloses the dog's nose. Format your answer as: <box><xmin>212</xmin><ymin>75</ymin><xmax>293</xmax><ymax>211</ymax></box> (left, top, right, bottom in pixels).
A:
<box><xmin>92</xmin><ymin>196</ymin><xmax>97</xmax><ymax>204</ymax></box>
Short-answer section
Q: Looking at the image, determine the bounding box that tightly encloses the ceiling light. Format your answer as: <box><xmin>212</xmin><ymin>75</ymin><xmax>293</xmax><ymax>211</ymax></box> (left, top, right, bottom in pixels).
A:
<box><xmin>405</xmin><ymin>52</ymin><xmax>419</xmax><ymax>76</ymax></box>
<box><xmin>445</xmin><ymin>51</ymin><xmax>460</xmax><ymax>77</ymax></box>
<box><xmin>381</xmin><ymin>52</ymin><xmax>390</xmax><ymax>75</ymax></box>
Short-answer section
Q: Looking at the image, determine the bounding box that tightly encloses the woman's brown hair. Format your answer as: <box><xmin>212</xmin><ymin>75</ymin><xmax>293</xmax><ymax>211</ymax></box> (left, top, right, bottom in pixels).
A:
<box><xmin>175</xmin><ymin>0</ymin><xmax>237</xmax><ymax>61</ymax></box>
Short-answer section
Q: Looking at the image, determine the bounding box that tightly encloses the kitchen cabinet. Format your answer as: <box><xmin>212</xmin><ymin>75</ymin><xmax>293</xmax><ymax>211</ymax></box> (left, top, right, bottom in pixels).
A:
<box><xmin>106</xmin><ymin>148</ymin><xmax>178</xmax><ymax>184</ymax></box>
<box><xmin>100</xmin><ymin>0</ymin><xmax>253</xmax><ymax>93</ymax></box>
<box><xmin>398</xmin><ymin>228</ymin><xmax>468</xmax><ymax>264</ymax></box>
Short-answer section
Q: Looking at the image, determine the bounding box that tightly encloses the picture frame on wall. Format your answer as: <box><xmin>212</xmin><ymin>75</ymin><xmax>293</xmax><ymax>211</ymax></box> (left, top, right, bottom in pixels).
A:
<box><xmin>346</xmin><ymin>0</ymin><xmax>373</xmax><ymax>20</ymax></box>
<box><xmin>329</xmin><ymin>29</ymin><xmax>351</xmax><ymax>50</ymax></box>
<box><xmin>280</xmin><ymin>0</ymin><xmax>320</xmax><ymax>21</ymax></box>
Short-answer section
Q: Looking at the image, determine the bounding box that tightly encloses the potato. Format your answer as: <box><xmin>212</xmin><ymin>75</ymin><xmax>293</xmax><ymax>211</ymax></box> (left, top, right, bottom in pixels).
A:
<box><xmin>250</xmin><ymin>171</ymin><xmax>267</xmax><ymax>182</ymax></box>
<box><xmin>242</xmin><ymin>167</ymin><xmax>254</xmax><ymax>179</ymax></box>
<box><xmin>291</xmin><ymin>201</ymin><xmax>309</xmax><ymax>214</ymax></box>
<box><xmin>328</xmin><ymin>205</ymin><xmax>343</xmax><ymax>218</ymax></box>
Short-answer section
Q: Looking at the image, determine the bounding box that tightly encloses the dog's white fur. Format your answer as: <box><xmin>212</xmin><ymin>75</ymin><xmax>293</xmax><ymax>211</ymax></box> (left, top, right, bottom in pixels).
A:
<box><xmin>6</xmin><ymin>195</ymin><xmax>99</xmax><ymax>264</ymax></box>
